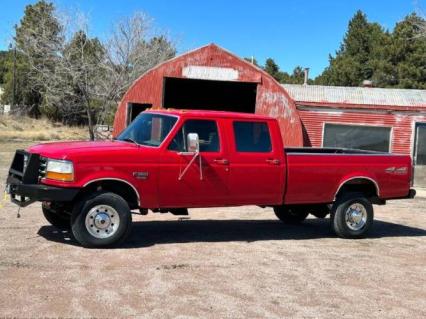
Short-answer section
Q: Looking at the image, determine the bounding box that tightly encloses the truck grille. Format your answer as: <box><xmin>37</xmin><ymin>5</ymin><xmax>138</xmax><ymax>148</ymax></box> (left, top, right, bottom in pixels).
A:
<box><xmin>10</xmin><ymin>151</ymin><xmax>25</xmax><ymax>175</ymax></box>
<box><xmin>8</xmin><ymin>150</ymin><xmax>41</xmax><ymax>184</ymax></box>
<box><xmin>39</xmin><ymin>157</ymin><xmax>47</xmax><ymax>179</ymax></box>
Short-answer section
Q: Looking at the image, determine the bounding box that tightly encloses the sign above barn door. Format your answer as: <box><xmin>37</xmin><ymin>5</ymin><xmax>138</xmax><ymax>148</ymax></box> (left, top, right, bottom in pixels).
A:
<box><xmin>182</xmin><ymin>66</ymin><xmax>239</xmax><ymax>81</ymax></box>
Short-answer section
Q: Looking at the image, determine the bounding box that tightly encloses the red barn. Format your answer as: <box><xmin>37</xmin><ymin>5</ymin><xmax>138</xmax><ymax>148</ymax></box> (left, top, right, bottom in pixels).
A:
<box><xmin>283</xmin><ymin>84</ymin><xmax>426</xmax><ymax>187</ymax></box>
<box><xmin>113</xmin><ymin>44</ymin><xmax>303</xmax><ymax>147</ymax></box>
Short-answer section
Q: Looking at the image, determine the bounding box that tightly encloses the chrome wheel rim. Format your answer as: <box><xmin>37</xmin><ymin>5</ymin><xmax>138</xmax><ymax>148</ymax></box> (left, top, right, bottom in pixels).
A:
<box><xmin>345</xmin><ymin>203</ymin><xmax>367</xmax><ymax>231</ymax></box>
<box><xmin>85</xmin><ymin>205</ymin><xmax>120</xmax><ymax>239</ymax></box>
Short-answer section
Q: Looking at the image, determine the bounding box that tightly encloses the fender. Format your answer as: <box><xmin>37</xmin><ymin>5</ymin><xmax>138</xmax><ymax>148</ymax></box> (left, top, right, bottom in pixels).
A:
<box><xmin>333</xmin><ymin>175</ymin><xmax>380</xmax><ymax>201</ymax></box>
<box><xmin>82</xmin><ymin>177</ymin><xmax>141</xmax><ymax>206</ymax></box>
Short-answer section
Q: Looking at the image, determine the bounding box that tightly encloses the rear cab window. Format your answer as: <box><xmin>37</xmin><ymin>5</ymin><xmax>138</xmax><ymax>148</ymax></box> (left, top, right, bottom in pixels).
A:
<box><xmin>168</xmin><ymin>119</ymin><xmax>220</xmax><ymax>152</ymax></box>
<box><xmin>233</xmin><ymin>121</ymin><xmax>272</xmax><ymax>153</ymax></box>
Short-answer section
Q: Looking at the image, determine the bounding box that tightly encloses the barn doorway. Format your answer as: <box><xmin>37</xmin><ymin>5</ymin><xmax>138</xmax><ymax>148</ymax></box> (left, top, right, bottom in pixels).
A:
<box><xmin>127</xmin><ymin>103</ymin><xmax>152</xmax><ymax>125</ymax></box>
<box><xmin>162</xmin><ymin>77</ymin><xmax>257</xmax><ymax>113</ymax></box>
<box><xmin>414</xmin><ymin>123</ymin><xmax>426</xmax><ymax>187</ymax></box>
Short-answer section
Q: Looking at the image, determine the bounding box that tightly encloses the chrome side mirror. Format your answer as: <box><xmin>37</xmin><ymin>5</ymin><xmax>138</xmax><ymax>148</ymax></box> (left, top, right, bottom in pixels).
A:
<box><xmin>187</xmin><ymin>133</ymin><xmax>200</xmax><ymax>153</ymax></box>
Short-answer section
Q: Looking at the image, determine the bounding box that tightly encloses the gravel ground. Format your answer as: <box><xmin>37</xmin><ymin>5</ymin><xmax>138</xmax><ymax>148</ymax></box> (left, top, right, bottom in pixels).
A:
<box><xmin>0</xmin><ymin>143</ymin><xmax>425</xmax><ymax>318</ymax></box>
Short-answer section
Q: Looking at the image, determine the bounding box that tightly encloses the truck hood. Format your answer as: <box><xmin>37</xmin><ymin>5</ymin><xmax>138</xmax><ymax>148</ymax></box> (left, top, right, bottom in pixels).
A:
<box><xmin>28</xmin><ymin>140</ymin><xmax>140</xmax><ymax>160</ymax></box>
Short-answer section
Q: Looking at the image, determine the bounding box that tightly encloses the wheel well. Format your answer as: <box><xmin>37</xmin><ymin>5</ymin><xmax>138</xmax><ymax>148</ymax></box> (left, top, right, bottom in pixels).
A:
<box><xmin>76</xmin><ymin>180</ymin><xmax>140</xmax><ymax>209</ymax></box>
<box><xmin>335</xmin><ymin>178</ymin><xmax>379</xmax><ymax>201</ymax></box>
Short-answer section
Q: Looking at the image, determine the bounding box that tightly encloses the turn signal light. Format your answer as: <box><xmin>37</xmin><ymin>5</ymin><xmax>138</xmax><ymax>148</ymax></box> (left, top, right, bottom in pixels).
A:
<box><xmin>45</xmin><ymin>171</ymin><xmax>74</xmax><ymax>182</ymax></box>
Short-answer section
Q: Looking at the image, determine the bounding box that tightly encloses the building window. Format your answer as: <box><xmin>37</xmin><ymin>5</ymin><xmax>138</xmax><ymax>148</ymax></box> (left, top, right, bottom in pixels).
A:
<box><xmin>323</xmin><ymin>123</ymin><xmax>391</xmax><ymax>152</ymax></box>
<box><xmin>233</xmin><ymin>121</ymin><xmax>272</xmax><ymax>152</ymax></box>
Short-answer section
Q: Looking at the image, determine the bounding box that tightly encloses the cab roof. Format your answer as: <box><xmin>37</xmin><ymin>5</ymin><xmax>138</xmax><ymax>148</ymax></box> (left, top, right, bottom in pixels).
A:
<box><xmin>145</xmin><ymin>109</ymin><xmax>274</xmax><ymax>121</ymax></box>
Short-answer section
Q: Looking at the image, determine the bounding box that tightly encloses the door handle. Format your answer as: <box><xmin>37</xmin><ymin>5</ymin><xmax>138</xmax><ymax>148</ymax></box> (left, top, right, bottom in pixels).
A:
<box><xmin>213</xmin><ymin>158</ymin><xmax>229</xmax><ymax>165</ymax></box>
<box><xmin>266</xmin><ymin>159</ymin><xmax>280</xmax><ymax>165</ymax></box>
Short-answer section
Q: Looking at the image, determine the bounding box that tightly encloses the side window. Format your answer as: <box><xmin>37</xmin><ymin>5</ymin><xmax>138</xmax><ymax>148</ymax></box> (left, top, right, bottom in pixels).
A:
<box><xmin>233</xmin><ymin>121</ymin><xmax>272</xmax><ymax>152</ymax></box>
<box><xmin>169</xmin><ymin>120</ymin><xmax>220</xmax><ymax>152</ymax></box>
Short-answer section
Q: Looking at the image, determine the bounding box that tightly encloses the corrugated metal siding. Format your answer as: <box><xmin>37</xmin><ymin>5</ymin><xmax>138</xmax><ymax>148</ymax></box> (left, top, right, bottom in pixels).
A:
<box><xmin>299</xmin><ymin>107</ymin><xmax>426</xmax><ymax>155</ymax></box>
<box><xmin>113</xmin><ymin>44</ymin><xmax>304</xmax><ymax>147</ymax></box>
<box><xmin>283</xmin><ymin>84</ymin><xmax>426</xmax><ymax>109</ymax></box>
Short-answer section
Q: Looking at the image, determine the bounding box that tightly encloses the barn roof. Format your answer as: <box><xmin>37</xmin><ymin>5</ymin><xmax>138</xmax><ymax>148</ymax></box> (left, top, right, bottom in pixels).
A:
<box><xmin>146</xmin><ymin>109</ymin><xmax>273</xmax><ymax>120</ymax></box>
<box><xmin>282</xmin><ymin>84</ymin><xmax>426</xmax><ymax>109</ymax></box>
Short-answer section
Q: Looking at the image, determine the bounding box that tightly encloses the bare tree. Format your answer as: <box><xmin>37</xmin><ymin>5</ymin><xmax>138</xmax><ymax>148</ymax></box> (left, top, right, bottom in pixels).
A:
<box><xmin>95</xmin><ymin>13</ymin><xmax>176</xmax><ymax>126</ymax></box>
<box><xmin>414</xmin><ymin>3</ymin><xmax>426</xmax><ymax>38</ymax></box>
<box><xmin>18</xmin><ymin>9</ymin><xmax>175</xmax><ymax>140</ymax></box>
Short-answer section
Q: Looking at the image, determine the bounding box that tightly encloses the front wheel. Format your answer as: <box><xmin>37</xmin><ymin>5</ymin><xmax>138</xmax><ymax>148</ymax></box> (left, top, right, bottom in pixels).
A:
<box><xmin>71</xmin><ymin>192</ymin><xmax>132</xmax><ymax>248</ymax></box>
<box><xmin>274</xmin><ymin>206</ymin><xmax>309</xmax><ymax>224</ymax></box>
<box><xmin>331</xmin><ymin>193</ymin><xmax>373</xmax><ymax>238</ymax></box>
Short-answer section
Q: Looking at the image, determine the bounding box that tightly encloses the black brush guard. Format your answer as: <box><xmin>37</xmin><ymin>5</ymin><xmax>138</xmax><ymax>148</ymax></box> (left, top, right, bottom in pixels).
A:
<box><xmin>6</xmin><ymin>150</ymin><xmax>79</xmax><ymax>207</ymax></box>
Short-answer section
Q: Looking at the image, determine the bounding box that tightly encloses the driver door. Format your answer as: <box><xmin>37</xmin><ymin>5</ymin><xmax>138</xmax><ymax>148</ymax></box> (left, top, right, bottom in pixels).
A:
<box><xmin>158</xmin><ymin>118</ymin><xmax>230</xmax><ymax>207</ymax></box>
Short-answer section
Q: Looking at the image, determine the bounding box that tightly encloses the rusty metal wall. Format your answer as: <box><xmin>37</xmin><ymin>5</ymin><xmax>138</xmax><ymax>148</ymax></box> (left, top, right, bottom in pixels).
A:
<box><xmin>112</xmin><ymin>44</ymin><xmax>303</xmax><ymax>147</ymax></box>
<box><xmin>283</xmin><ymin>84</ymin><xmax>426</xmax><ymax>109</ymax></box>
<box><xmin>298</xmin><ymin>106</ymin><xmax>426</xmax><ymax>155</ymax></box>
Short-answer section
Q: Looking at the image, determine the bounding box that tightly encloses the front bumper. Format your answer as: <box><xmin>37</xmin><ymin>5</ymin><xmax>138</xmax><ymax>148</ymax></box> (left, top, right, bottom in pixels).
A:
<box><xmin>6</xmin><ymin>175</ymin><xmax>79</xmax><ymax>207</ymax></box>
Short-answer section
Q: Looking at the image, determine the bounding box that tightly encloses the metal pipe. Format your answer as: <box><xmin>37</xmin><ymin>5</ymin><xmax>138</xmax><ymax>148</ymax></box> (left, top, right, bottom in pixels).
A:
<box><xmin>303</xmin><ymin>68</ymin><xmax>310</xmax><ymax>86</ymax></box>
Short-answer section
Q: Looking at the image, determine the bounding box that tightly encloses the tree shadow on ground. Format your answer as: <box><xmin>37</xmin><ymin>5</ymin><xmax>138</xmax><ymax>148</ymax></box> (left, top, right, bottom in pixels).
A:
<box><xmin>37</xmin><ymin>217</ymin><xmax>426</xmax><ymax>249</ymax></box>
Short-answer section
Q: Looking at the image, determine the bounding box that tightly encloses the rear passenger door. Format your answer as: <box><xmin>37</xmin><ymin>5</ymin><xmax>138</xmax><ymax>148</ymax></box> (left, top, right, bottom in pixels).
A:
<box><xmin>227</xmin><ymin>120</ymin><xmax>285</xmax><ymax>205</ymax></box>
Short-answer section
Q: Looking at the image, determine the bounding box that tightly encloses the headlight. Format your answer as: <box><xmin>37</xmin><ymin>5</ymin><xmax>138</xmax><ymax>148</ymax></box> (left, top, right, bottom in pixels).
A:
<box><xmin>45</xmin><ymin>159</ymin><xmax>74</xmax><ymax>182</ymax></box>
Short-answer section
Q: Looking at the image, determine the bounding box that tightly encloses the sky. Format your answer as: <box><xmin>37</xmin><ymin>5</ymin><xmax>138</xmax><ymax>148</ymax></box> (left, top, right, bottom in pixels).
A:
<box><xmin>0</xmin><ymin>0</ymin><xmax>422</xmax><ymax>78</ymax></box>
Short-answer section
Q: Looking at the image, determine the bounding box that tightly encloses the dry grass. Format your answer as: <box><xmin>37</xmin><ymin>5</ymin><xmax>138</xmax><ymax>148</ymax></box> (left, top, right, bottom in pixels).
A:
<box><xmin>0</xmin><ymin>115</ymin><xmax>88</xmax><ymax>142</ymax></box>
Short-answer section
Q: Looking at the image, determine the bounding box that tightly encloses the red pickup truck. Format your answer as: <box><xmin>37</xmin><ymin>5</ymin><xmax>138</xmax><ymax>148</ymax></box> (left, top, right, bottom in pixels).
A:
<box><xmin>6</xmin><ymin>110</ymin><xmax>415</xmax><ymax>247</ymax></box>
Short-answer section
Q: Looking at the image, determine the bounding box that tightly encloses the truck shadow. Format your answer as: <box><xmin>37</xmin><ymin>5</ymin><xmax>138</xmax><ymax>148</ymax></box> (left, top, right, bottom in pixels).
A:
<box><xmin>37</xmin><ymin>218</ymin><xmax>426</xmax><ymax>248</ymax></box>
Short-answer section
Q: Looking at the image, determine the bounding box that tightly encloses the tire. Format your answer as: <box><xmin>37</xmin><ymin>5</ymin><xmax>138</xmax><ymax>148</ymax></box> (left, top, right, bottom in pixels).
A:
<box><xmin>274</xmin><ymin>206</ymin><xmax>309</xmax><ymax>224</ymax></box>
<box><xmin>71</xmin><ymin>192</ymin><xmax>132</xmax><ymax>248</ymax></box>
<box><xmin>42</xmin><ymin>203</ymin><xmax>71</xmax><ymax>229</ymax></box>
<box><xmin>331</xmin><ymin>193</ymin><xmax>373</xmax><ymax>239</ymax></box>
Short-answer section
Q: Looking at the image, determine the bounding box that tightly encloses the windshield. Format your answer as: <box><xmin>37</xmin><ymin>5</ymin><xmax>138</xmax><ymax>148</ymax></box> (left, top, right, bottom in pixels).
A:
<box><xmin>117</xmin><ymin>113</ymin><xmax>178</xmax><ymax>147</ymax></box>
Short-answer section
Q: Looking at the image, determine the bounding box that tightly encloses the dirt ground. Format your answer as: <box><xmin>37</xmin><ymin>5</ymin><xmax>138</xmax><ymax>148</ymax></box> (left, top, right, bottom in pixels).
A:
<box><xmin>0</xmin><ymin>142</ymin><xmax>425</xmax><ymax>318</ymax></box>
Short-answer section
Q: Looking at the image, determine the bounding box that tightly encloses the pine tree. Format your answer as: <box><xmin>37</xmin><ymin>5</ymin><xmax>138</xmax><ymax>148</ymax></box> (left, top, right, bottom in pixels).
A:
<box><xmin>0</xmin><ymin>51</ymin><xmax>8</xmax><ymax>85</ymax></box>
<box><xmin>315</xmin><ymin>10</ymin><xmax>389</xmax><ymax>86</ymax></box>
<box><xmin>388</xmin><ymin>14</ymin><xmax>426</xmax><ymax>89</ymax></box>
<box><xmin>1</xmin><ymin>0</ymin><xmax>62</xmax><ymax>115</ymax></box>
<box><xmin>264</xmin><ymin>58</ymin><xmax>281</xmax><ymax>81</ymax></box>
<box><xmin>315</xmin><ymin>10</ymin><xmax>426</xmax><ymax>88</ymax></box>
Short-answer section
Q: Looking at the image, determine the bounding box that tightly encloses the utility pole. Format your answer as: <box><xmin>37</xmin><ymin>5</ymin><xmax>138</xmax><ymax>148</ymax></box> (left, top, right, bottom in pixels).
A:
<box><xmin>9</xmin><ymin>42</ymin><xmax>17</xmax><ymax>111</ymax></box>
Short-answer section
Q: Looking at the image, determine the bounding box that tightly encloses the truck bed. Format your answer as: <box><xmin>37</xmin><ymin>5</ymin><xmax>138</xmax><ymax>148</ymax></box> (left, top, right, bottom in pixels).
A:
<box><xmin>283</xmin><ymin>147</ymin><xmax>412</xmax><ymax>205</ymax></box>
<box><xmin>285</xmin><ymin>147</ymin><xmax>388</xmax><ymax>155</ymax></box>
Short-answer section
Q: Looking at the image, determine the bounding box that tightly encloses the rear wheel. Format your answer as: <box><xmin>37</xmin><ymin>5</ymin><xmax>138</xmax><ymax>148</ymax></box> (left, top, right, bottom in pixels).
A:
<box><xmin>42</xmin><ymin>202</ymin><xmax>70</xmax><ymax>229</ymax></box>
<box><xmin>274</xmin><ymin>206</ymin><xmax>309</xmax><ymax>224</ymax></box>
<box><xmin>71</xmin><ymin>192</ymin><xmax>132</xmax><ymax>248</ymax></box>
<box><xmin>331</xmin><ymin>193</ymin><xmax>373</xmax><ymax>238</ymax></box>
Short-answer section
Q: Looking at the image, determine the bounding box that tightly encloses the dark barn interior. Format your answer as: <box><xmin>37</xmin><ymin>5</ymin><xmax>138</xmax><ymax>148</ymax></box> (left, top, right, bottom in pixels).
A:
<box><xmin>162</xmin><ymin>77</ymin><xmax>257</xmax><ymax>113</ymax></box>
<box><xmin>127</xmin><ymin>103</ymin><xmax>152</xmax><ymax>125</ymax></box>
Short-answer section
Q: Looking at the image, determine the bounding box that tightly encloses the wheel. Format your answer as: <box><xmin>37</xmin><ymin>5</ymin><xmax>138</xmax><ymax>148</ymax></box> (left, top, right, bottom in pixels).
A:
<box><xmin>42</xmin><ymin>202</ymin><xmax>71</xmax><ymax>229</ymax></box>
<box><xmin>71</xmin><ymin>192</ymin><xmax>132</xmax><ymax>248</ymax></box>
<box><xmin>331</xmin><ymin>193</ymin><xmax>373</xmax><ymax>238</ymax></box>
<box><xmin>274</xmin><ymin>206</ymin><xmax>309</xmax><ymax>224</ymax></box>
